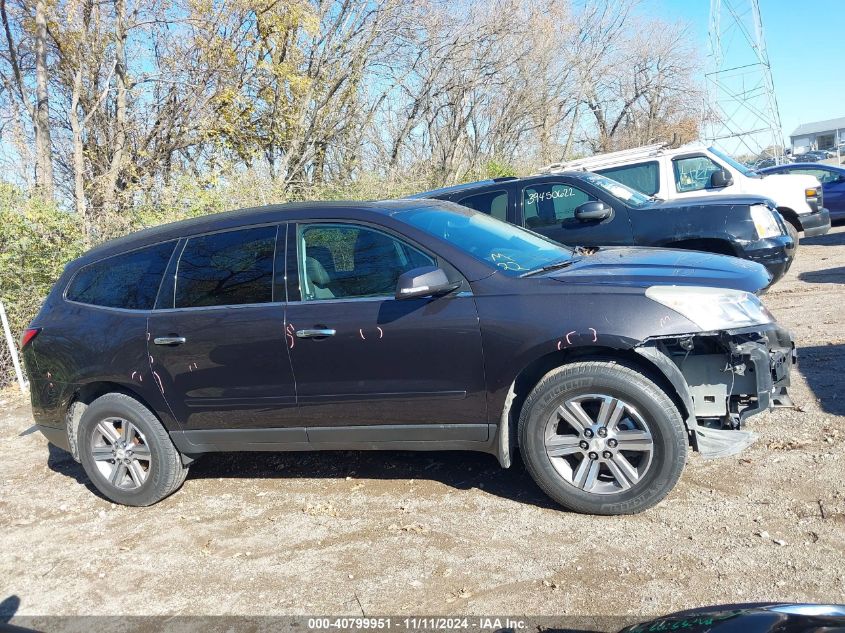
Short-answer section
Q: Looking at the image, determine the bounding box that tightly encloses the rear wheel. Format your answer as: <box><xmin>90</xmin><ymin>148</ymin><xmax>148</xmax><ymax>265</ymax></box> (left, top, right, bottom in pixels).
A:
<box><xmin>518</xmin><ymin>361</ymin><xmax>687</xmax><ymax>515</ymax></box>
<box><xmin>78</xmin><ymin>393</ymin><xmax>188</xmax><ymax>506</ymax></box>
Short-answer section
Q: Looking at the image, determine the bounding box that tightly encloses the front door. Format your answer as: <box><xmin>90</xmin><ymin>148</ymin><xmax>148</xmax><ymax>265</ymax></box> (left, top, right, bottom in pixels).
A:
<box><xmin>284</xmin><ymin>221</ymin><xmax>488</xmax><ymax>439</ymax></box>
<box><xmin>147</xmin><ymin>225</ymin><xmax>297</xmax><ymax>430</ymax></box>
<box><xmin>671</xmin><ymin>153</ymin><xmax>738</xmax><ymax>199</ymax></box>
<box><xmin>519</xmin><ymin>179</ymin><xmax>633</xmax><ymax>246</ymax></box>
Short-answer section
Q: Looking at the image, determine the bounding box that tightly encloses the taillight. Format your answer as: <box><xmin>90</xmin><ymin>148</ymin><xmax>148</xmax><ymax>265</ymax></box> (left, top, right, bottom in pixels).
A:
<box><xmin>20</xmin><ymin>327</ymin><xmax>41</xmax><ymax>348</ymax></box>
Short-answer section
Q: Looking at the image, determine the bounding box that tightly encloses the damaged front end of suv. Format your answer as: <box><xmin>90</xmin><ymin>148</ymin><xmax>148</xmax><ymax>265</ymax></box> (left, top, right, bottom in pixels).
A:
<box><xmin>635</xmin><ymin>286</ymin><xmax>795</xmax><ymax>457</ymax></box>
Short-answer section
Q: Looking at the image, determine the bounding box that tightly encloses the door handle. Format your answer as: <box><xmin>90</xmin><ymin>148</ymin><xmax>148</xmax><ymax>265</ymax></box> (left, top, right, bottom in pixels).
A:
<box><xmin>295</xmin><ymin>328</ymin><xmax>336</xmax><ymax>338</ymax></box>
<box><xmin>153</xmin><ymin>336</ymin><xmax>186</xmax><ymax>346</ymax></box>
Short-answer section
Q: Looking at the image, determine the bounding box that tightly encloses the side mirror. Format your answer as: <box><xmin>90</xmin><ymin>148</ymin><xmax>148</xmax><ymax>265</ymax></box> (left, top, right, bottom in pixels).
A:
<box><xmin>709</xmin><ymin>169</ymin><xmax>734</xmax><ymax>188</ymax></box>
<box><xmin>574</xmin><ymin>200</ymin><xmax>612</xmax><ymax>221</ymax></box>
<box><xmin>395</xmin><ymin>266</ymin><xmax>460</xmax><ymax>300</ymax></box>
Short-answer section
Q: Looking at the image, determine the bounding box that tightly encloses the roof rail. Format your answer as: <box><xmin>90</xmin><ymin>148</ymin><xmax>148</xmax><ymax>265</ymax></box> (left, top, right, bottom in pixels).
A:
<box><xmin>536</xmin><ymin>143</ymin><xmax>670</xmax><ymax>174</ymax></box>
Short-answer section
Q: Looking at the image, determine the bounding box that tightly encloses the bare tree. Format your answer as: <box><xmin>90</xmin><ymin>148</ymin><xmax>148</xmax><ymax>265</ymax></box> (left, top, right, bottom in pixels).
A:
<box><xmin>0</xmin><ymin>0</ymin><xmax>54</xmax><ymax>197</ymax></box>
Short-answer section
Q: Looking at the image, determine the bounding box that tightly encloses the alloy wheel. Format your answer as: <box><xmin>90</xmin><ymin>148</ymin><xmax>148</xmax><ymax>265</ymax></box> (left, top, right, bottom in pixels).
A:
<box><xmin>91</xmin><ymin>417</ymin><xmax>152</xmax><ymax>490</ymax></box>
<box><xmin>544</xmin><ymin>393</ymin><xmax>654</xmax><ymax>495</ymax></box>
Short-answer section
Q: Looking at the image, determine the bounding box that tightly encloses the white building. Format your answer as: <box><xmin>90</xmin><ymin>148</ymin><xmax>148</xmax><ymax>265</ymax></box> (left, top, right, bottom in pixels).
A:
<box><xmin>790</xmin><ymin>116</ymin><xmax>845</xmax><ymax>153</ymax></box>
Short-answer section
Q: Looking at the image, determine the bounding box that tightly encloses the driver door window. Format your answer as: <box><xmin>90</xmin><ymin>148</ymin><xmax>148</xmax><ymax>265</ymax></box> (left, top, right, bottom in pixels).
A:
<box><xmin>673</xmin><ymin>156</ymin><xmax>722</xmax><ymax>193</ymax></box>
<box><xmin>298</xmin><ymin>224</ymin><xmax>434</xmax><ymax>301</ymax></box>
<box><xmin>522</xmin><ymin>183</ymin><xmax>593</xmax><ymax>228</ymax></box>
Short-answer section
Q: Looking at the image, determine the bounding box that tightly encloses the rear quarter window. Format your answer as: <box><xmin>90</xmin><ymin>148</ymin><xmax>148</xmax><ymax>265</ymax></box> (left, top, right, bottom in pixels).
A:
<box><xmin>457</xmin><ymin>190</ymin><xmax>509</xmax><ymax>222</ymax></box>
<box><xmin>66</xmin><ymin>241</ymin><xmax>176</xmax><ymax>310</ymax></box>
<box><xmin>596</xmin><ymin>161</ymin><xmax>659</xmax><ymax>196</ymax></box>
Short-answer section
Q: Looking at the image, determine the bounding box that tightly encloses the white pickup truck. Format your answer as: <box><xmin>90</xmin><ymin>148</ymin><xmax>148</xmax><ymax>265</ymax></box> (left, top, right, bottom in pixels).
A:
<box><xmin>542</xmin><ymin>143</ymin><xmax>831</xmax><ymax>239</ymax></box>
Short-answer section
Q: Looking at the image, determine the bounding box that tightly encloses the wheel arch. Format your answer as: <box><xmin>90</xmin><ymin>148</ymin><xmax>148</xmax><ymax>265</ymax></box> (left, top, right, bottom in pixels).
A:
<box><xmin>496</xmin><ymin>345</ymin><xmax>691</xmax><ymax>468</ymax></box>
<box><xmin>776</xmin><ymin>206</ymin><xmax>801</xmax><ymax>231</ymax></box>
<box><xmin>65</xmin><ymin>381</ymin><xmax>167</xmax><ymax>462</ymax></box>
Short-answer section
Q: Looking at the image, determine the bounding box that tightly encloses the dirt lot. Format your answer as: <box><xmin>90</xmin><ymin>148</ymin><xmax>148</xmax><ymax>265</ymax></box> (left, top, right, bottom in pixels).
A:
<box><xmin>2</xmin><ymin>228</ymin><xmax>844</xmax><ymax>623</ymax></box>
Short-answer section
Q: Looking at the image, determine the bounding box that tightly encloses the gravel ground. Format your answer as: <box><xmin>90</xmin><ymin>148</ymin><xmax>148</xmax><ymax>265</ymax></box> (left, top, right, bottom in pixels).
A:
<box><xmin>1</xmin><ymin>227</ymin><xmax>844</xmax><ymax>623</ymax></box>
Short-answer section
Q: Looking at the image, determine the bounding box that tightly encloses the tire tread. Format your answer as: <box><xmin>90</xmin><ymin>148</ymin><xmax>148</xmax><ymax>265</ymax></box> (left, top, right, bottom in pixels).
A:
<box><xmin>78</xmin><ymin>392</ymin><xmax>188</xmax><ymax>506</ymax></box>
<box><xmin>518</xmin><ymin>360</ymin><xmax>687</xmax><ymax>515</ymax></box>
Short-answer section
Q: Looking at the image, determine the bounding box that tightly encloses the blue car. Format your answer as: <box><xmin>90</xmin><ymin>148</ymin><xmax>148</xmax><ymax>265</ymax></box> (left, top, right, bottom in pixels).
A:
<box><xmin>758</xmin><ymin>162</ymin><xmax>845</xmax><ymax>223</ymax></box>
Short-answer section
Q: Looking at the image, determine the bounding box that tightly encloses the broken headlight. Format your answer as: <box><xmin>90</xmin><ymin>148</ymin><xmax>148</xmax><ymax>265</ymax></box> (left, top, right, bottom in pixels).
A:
<box><xmin>645</xmin><ymin>285</ymin><xmax>774</xmax><ymax>331</ymax></box>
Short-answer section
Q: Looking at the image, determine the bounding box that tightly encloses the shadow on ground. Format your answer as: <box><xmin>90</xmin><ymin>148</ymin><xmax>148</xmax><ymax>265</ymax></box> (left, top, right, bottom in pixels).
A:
<box><xmin>798</xmin><ymin>265</ymin><xmax>845</xmax><ymax>284</ymax></box>
<box><xmin>801</xmin><ymin>230</ymin><xmax>845</xmax><ymax>247</ymax></box>
<box><xmin>0</xmin><ymin>595</ymin><xmax>40</xmax><ymax>633</ymax></box>
<box><xmin>46</xmin><ymin>441</ymin><xmax>558</xmax><ymax>510</ymax></box>
<box><xmin>798</xmin><ymin>344</ymin><xmax>845</xmax><ymax>416</ymax></box>
<box><xmin>46</xmin><ymin>444</ymin><xmax>110</xmax><ymax>503</ymax></box>
<box><xmin>188</xmin><ymin>449</ymin><xmax>559</xmax><ymax>509</ymax></box>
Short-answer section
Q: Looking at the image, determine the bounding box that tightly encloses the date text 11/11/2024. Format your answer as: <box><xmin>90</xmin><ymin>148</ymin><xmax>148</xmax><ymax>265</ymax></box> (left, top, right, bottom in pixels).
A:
<box><xmin>307</xmin><ymin>617</ymin><xmax>529</xmax><ymax>630</ymax></box>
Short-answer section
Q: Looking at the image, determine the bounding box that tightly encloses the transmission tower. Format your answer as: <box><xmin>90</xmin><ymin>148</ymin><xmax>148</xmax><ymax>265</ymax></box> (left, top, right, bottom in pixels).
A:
<box><xmin>705</xmin><ymin>0</ymin><xmax>784</xmax><ymax>162</ymax></box>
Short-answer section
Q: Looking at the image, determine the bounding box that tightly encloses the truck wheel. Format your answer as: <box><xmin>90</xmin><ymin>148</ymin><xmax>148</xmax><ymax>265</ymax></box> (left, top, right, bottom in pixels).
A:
<box><xmin>77</xmin><ymin>393</ymin><xmax>188</xmax><ymax>506</ymax></box>
<box><xmin>518</xmin><ymin>361</ymin><xmax>687</xmax><ymax>515</ymax></box>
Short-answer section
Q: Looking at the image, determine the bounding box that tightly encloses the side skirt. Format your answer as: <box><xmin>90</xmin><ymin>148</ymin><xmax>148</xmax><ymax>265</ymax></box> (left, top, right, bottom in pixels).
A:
<box><xmin>169</xmin><ymin>424</ymin><xmax>498</xmax><ymax>455</ymax></box>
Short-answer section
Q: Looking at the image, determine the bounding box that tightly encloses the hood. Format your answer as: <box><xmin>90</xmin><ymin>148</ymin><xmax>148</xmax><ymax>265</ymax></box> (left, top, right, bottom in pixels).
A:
<box><xmin>543</xmin><ymin>246</ymin><xmax>771</xmax><ymax>293</ymax></box>
<box><xmin>647</xmin><ymin>194</ymin><xmax>773</xmax><ymax>209</ymax></box>
<box><xmin>757</xmin><ymin>171</ymin><xmax>821</xmax><ymax>189</ymax></box>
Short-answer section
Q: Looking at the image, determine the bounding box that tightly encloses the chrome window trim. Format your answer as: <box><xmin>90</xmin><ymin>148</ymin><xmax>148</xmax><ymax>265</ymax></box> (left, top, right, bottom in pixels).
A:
<box><xmin>284</xmin><ymin>290</ymin><xmax>473</xmax><ymax>306</ymax></box>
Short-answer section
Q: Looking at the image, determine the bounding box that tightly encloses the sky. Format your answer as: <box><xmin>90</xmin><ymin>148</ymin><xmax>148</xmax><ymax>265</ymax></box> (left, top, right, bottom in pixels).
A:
<box><xmin>649</xmin><ymin>0</ymin><xmax>845</xmax><ymax>142</ymax></box>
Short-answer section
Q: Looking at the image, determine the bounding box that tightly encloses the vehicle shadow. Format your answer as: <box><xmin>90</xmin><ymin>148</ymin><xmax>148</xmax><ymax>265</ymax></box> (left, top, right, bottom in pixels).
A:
<box><xmin>801</xmin><ymin>230</ymin><xmax>845</xmax><ymax>247</ymax></box>
<box><xmin>798</xmin><ymin>265</ymin><xmax>845</xmax><ymax>284</ymax></box>
<box><xmin>45</xmin><ymin>443</ymin><xmax>110</xmax><ymax>502</ymax></box>
<box><xmin>187</xmin><ymin>449</ymin><xmax>561</xmax><ymax>510</ymax></box>
<box><xmin>798</xmin><ymin>344</ymin><xmax>845</xmax><ymax>416</ymax></box>
<box><xmin>45</xmin><ymin>440</ymin><xmax>560</xmax><ymax>510</ymax></box>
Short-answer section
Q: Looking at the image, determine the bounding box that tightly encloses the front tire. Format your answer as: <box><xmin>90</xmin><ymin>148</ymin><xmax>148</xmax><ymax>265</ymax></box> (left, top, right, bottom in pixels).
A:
<box><xmin>784</xmin><ymin>220</ymin><xmax>800</xmax><ymax>252</ymax></box>
<box><xmin>518</xmin><ymin>361</ymin><xmax>687</xmax><ymax>515</ymax></box>
<box><xmin>78</xmin><ymin>393</ymin><xmax>188</xmax><ymax>506</ymax></box>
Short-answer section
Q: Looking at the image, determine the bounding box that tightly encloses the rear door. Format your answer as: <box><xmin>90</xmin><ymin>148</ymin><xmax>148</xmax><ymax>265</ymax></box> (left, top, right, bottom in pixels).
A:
<box><xmin>518</xmin><ymin>178</ymin><xmax>633</xmax><ymax>246</ymax></box>
<box><xmin>147</xmin><ymin>224</ymin><xmax>298</xmax><ymax>431</ymax></box>
<box><xmin>284</xmin><ymin>221</ymin><xmax>488</xmax><ymax>439</ymax></box>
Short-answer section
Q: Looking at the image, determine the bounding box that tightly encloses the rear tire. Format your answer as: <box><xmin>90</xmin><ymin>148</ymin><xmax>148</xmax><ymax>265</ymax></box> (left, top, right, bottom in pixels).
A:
<box><xmin>78</xmin><ymin>393</ymin><xmax>188</xmax><ymax>506</ymax></box>
<box><xmin>518</xmin><ymin>361</ymin><xmax>687</xmax><ymax>515</ymax></box>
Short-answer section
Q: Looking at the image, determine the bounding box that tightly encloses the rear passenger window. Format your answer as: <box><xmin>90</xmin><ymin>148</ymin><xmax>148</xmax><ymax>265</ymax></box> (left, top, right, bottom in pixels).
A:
<box><xmin>597</xmin><ymin>162</ymin><xmax>659</xmax><ymax>196</ymax></box>
<box><xmin>457</xmin><ymin>190</ymin><xmax>509</xmax><ymax>222</ymax></box>
<box><xmin>175</xmin><ymin>226</ymin><xmax>277</xmax><ymax>308</ymax></box>
<box><xmin>66</xmin><ymin>242</ymin><xmax>175</xmax><ymax>310</ymax></box>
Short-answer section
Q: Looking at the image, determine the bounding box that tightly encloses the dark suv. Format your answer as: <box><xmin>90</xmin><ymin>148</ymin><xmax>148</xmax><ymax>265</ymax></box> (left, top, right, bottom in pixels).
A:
<box><xmin>411</xmin><ymin>172</ymin><xmax>796</xmax><ymax>286</ymax></box>
<box><xmin>22</xmin><ymin>200</ymin><xmax>794</xmax><ymax>514</ymax></box>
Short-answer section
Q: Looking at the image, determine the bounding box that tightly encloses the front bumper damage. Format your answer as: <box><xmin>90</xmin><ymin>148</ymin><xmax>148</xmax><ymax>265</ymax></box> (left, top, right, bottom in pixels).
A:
<box><xmin>635</xmin><ymin>324</ymin><xmax>795</xmax><ymax>458</ymax></box>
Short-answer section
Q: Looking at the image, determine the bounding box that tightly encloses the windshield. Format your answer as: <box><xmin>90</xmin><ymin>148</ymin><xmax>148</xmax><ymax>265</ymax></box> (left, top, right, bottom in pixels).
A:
<box><xmin>579</xmin><ymin>172</ymin><xmax>653</xmax><ymax>208</ymax></box>
<box><xmin>708</xmin><ymin>145</ymin><xmax>758</xmax><ymax>177</ymax></box>
<box><xmin>399</xmin><ymin>205</ymin><xmax>574</xmax><ymax>275</ymax></box>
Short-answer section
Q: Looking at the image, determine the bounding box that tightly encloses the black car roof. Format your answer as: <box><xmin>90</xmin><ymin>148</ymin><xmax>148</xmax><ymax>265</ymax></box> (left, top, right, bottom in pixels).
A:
<box><xmin>410</xmin><ymin>173</ymin><xmax>588</xmax><ymax>199</ymax></box>
<box><xmin>77</xmin><ymin>199</ymin><xmax>435</xmax><ymax>265</ymax></box>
